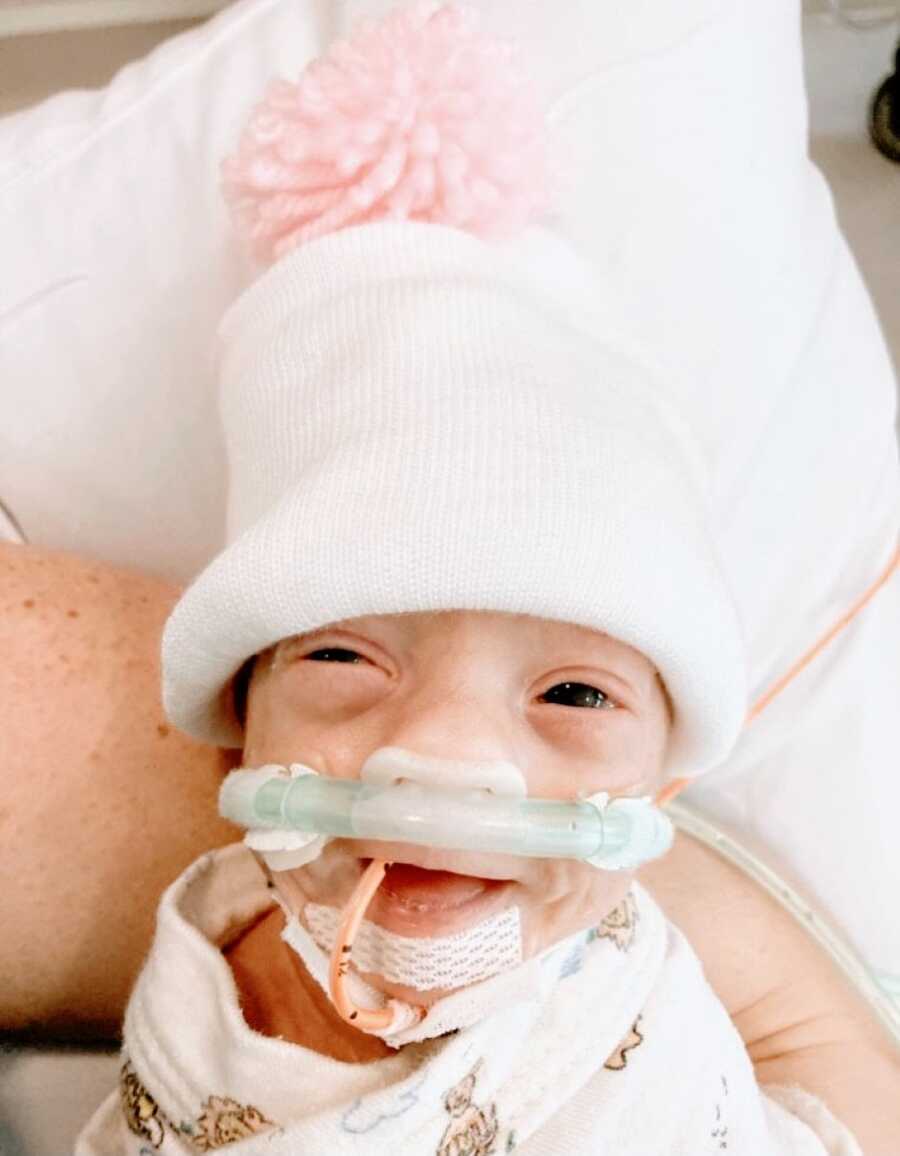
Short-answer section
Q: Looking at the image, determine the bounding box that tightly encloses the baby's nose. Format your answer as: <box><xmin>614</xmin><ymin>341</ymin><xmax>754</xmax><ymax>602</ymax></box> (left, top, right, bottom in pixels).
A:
<box><xmin>359</xmin><ymin>746</ymin><xmax>526</xmax><ymax>797</ymax></box>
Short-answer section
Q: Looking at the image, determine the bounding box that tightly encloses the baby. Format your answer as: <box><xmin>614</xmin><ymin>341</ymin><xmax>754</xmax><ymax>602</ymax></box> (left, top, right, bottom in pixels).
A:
<box><xmin>77</xmin><ymin>608</ymin><xmax>863</xmax><ymax>1154</ymax></box>
<box><xmin>76</xmin><ymin>5</ymin><xmax>863</xmax><ymax>1152</ymax></box>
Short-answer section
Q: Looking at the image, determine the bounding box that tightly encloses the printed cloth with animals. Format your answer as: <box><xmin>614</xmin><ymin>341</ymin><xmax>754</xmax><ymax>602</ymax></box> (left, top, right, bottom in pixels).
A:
<box><xmin>76</xmin><ymin>843</ymin><xmax>861</xmax><ymax>1155</ymax></box>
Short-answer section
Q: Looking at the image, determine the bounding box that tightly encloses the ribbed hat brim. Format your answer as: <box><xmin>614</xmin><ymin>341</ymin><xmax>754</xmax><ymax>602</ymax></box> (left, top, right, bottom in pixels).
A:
<box><xmin>162</xmin><ymin>223</ymin><xmax>747</xmax><ymax>776</ymax></box>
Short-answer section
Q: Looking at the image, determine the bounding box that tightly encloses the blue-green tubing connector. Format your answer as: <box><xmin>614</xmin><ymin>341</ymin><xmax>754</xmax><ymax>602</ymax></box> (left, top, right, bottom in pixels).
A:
<box><xmin>220</xmin><ymin>768</ymin><xmax>674</xmax><ymax>870</ymax></box>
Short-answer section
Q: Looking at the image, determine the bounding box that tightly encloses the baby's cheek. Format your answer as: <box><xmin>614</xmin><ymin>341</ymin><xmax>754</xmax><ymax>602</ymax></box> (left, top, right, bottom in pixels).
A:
<box><xmin>516</xmin><ymin>863</ymin><xmax>635</xmax><ymax>960</ymax></box>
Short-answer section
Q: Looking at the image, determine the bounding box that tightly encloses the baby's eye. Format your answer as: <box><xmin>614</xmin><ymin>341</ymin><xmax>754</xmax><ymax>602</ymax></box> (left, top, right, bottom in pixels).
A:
<box><xmin>304</xmin><ymin>647</ymin><xmax>365</xmax><ymax>664</ymax></box>
<box><xmin>538</xmin><ymin>681</ymin><xmax>615</xmax><ymax>710</ymax></box>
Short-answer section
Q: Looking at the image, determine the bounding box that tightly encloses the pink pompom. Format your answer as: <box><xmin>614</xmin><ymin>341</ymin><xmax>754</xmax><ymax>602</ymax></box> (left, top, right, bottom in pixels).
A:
<box><xmin>222</xmin><ymin>2</ymin><xmax>551</xmax><ymax>262</ymax></box>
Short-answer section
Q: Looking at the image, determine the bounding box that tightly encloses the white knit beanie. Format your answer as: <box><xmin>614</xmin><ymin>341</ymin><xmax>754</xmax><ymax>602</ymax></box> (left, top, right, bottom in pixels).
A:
<box><xmin>161</xmin><ymin>3</ymin><xmax>747</xmax><ymax>778</ymax></box>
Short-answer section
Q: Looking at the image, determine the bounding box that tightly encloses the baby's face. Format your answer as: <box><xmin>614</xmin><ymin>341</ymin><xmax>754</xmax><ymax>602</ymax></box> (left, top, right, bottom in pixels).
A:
<box><xmin>242</xmin><ymin>609</ymin><xmax>671</xmax><ymax>1005</ymax></box>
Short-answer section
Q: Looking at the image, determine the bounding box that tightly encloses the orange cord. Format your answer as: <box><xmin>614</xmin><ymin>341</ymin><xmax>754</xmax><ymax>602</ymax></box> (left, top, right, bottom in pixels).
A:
<box><xmin>328</xmin><ymin>858</ymin><xmax>412</xmax><ymax>1033</ymax></box>
<box><xmin>656</xmin><ymin>542</ymin><xmax>900</xmax><ymax>809</ymax></box>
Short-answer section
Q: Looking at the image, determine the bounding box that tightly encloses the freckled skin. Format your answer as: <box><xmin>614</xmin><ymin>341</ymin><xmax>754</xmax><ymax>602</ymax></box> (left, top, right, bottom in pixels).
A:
<box><xmin>0</xmin><ymin>543</ymin><xmax>239</xmax><ymax>1037</ymax></box>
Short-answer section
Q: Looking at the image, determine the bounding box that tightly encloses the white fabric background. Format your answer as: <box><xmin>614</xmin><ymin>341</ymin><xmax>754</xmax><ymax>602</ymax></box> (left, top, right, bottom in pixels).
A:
<box><xmin>0</xmin><ymin>4</ymin><xmax>898</xmax><ymax>1153</ymax></box>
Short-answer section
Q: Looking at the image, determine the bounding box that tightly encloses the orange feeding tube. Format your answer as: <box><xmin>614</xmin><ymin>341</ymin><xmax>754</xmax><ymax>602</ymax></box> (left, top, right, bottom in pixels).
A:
<box><xmin>656</xmin><ymin>542</ymin><xmax>900</xmax><ymax>808</ymax></box>
<box><xmin>328</xmin><ymin>858</ymin><xmax>424</xmax><ymax>1032</ymax></box>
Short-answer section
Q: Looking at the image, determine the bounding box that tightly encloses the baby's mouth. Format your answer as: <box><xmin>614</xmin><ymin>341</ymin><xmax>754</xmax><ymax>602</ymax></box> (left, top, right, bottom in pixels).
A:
<box><xmin>370</xmin><ymin>860</ymin><xmax>495</xmax><ymax>910</ymax></box>
<box><xmin>354</xmin><ymin>855</ymin><xmax>516</xmax><ymax>937</ymax></box>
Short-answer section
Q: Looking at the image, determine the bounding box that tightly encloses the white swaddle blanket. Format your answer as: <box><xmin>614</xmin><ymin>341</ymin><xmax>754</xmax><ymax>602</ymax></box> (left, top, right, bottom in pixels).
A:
<box><xmin>77</xmin><ymin>845</ymin><xmax>860</xmax><ymax>1155</ymax></box>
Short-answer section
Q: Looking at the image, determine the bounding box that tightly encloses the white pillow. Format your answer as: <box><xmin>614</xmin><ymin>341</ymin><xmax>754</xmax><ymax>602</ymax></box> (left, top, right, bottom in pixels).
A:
<box><xmin>0</xmin><ymin>0</ymin><xmax>724</xmax><ymax>582</ymax></box>
<box><xmin>0</xmin><ymin>0</ymin><xmax>321</xmax><ymax>581</ymax></box>
<box><xmin>1</xmin><ymin>0</ymin><xmax>898</xmax><ymax>998</ymax></box>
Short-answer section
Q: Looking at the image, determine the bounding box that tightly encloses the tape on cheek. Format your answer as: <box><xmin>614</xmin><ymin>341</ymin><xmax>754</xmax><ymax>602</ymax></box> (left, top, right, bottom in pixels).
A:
<box><xmin>243</xmin><ymin>828</ymin><xmax>330</xmax><ymax>871</ymax></box>
<box><xmin>304</xmin><ymin>902</ymin><xmax>523</xmax><ymax>990</ymax></box>
<box><xmin>239</xmin><ymin>762</ymin><xmax>332</xmax><ymax>871</ymax></box>
<box><xmin>583</xmin><ymin>793</ymin><xmax>674</xmax><ymax>871</ymax></box>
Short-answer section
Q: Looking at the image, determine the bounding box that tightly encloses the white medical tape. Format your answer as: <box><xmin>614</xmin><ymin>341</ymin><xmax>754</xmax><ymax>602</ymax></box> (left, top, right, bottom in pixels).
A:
<box><xmin>304</xmin><ymin>902</ymin><xmax>522</xmax><ymax>990</ymax></box>
<box><xmin>583</xmin><ymin>792</ymin><xmax>674</xmax><ymax>871</ymax></box>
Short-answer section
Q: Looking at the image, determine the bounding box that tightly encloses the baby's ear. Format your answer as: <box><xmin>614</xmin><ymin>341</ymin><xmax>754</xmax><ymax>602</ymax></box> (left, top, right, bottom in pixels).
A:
<box><xmin>232</xmin><ymin>654</ymin><xmax>258</xmax><ymax>730</ymax></box>
<box><xmin>655</xmin><ymin>671</ymin><xmax>675</xmax><ymax>726</ymax></box>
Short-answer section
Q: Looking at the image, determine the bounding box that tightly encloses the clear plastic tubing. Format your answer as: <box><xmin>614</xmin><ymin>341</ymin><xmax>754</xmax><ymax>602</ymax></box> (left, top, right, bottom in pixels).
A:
<box><xmin>221</xmin><ymin>770</ymin><xmax>638</xmax><ymax>862</ymax></box>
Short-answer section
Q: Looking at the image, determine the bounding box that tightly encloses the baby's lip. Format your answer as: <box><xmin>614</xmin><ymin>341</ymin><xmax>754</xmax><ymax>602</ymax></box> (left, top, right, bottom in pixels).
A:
<box><xmin>378</xmin><ymin>863</ymin><xmax>497</xmax><ymax>910</ymax></box>
<box><xmin>349</xmin><ymin>840</ymin><xmax>524</xmax><ymax>883</ymax></box>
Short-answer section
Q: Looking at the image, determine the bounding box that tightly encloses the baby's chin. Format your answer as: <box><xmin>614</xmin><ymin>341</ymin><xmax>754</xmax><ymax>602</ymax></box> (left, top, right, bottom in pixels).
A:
<box><xmin>355</xmin><ymin>970</ymin><xmax>459</xmax><ymax>1008</ymax></box>
<box><xmin>347</xmin><ymin>899</ymin><xmax>542</xmax><ymax>1009</ymax></box>
<box><xmin>352</xmin><ymin>946</ymin><xmax>538</xmax><ymax>1008</ymax></box>
<box><xmin>348</xmin><ymin>909</ymin><xmax>557</xmax><ymax>1009</ymax></box>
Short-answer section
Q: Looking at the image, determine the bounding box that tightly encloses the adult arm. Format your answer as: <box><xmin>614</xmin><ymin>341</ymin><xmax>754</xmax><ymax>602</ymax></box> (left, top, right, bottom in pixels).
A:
<box><xmin>0</xmin><ymin>543</ymin><xmax>239</xmax><ymax>1037</ymax></box>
